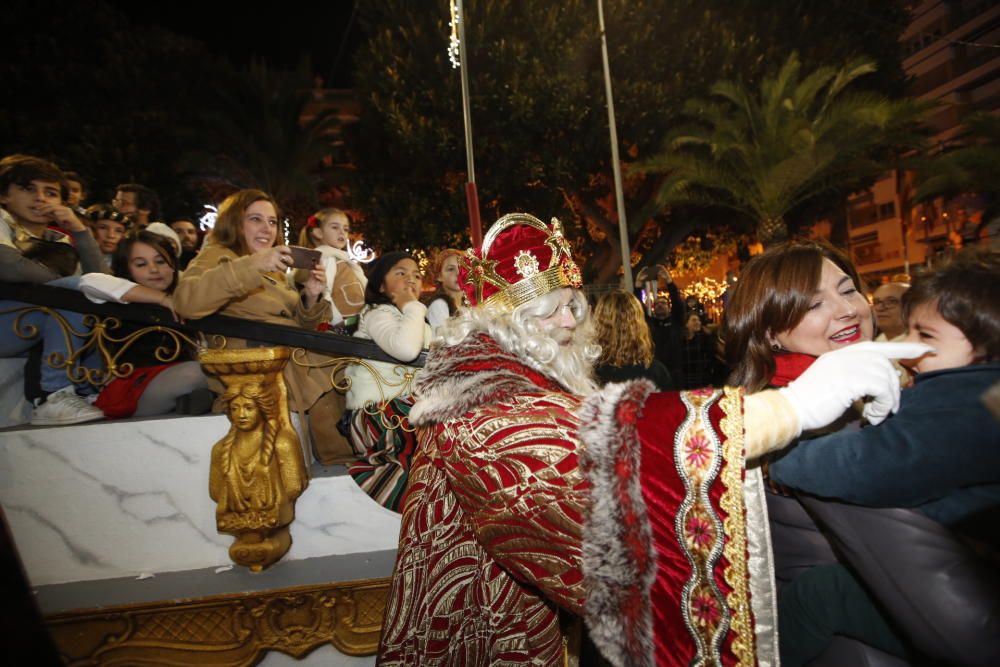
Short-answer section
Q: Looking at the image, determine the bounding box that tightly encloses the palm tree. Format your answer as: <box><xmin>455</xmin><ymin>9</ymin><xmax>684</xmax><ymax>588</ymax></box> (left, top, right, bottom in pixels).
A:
<box><xmin>637</xmin><ymin>53</ymin><xmax>930</xmax><ymax>244</ymax></box>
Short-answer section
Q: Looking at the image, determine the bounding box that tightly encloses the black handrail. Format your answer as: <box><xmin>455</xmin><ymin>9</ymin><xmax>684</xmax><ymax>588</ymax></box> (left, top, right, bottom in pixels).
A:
<box><xmin>3</xmin><ymin>284</ymin><xmax>427</xmax><ymax>367</ymax></box>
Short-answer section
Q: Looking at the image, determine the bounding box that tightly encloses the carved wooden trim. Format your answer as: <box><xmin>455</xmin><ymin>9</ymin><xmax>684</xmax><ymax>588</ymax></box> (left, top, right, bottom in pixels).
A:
<box><xmin>45</xmin><ymin>577</ymin><xmax>390</xmax><ymax>666</ymax></box>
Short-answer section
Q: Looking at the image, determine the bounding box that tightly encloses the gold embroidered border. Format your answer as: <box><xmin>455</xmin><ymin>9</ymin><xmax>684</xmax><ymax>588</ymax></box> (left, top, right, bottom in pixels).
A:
<box><xmin>675</xmin><ymin>389</ymin><xmax>729</xmax><ymax>665</ymax></box>
<box><xmin>45</xmin><ymin>577</ymin><xmax>390</xmax><ymax>666</ymax></box>
<box><xmin>719</xmin><ymin>386</ymin><xmax>756</xmax><ymax>667</ymax></box>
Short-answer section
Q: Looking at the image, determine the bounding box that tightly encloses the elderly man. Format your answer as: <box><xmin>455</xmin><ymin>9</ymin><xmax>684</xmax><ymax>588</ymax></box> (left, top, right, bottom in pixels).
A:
<box><xmin>873</xmin><ymin>279</ymin><xmax>910</xmax><ymax>341</ymax></box>
<box><xmin>377</xmin><ymin>213</ymin><xmax>926</xmax><ymax>667</ymax></box>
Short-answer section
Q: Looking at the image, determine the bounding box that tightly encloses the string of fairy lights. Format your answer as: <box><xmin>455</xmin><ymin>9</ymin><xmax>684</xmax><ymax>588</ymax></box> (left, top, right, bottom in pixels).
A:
<box><xmin>448</xmin><ymin>1</ymin><xmax>461</xmax><ymax>69</ymax></box>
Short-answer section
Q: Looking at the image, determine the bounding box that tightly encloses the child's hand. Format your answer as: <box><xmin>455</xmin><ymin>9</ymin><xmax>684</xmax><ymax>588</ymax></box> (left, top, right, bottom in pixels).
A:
<box><xmin>38</xmin><ymin>203</ymin><xmax>87</xmax><ymax>233</ymax></box>
<box><xmin>303</xmin><ymin>265</ymin><xmax>327</xmax><ymax>302</ymax></box>
<box><xmin>389</xmin><ymin>282</ymin><xmax>420</xmax><ymax>309</ymax></box>
<box><xmin>158</xmin><ymin>293</ymin><xmax>185</xmax><ymax>324</ymax></box>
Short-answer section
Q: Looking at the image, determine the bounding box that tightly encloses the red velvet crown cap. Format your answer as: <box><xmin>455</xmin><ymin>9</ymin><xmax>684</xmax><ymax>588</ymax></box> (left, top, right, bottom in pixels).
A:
<box><xmin>459</xmin><ymin>213</ymin><xmax>582</xmax><ymax>311</ymax></box>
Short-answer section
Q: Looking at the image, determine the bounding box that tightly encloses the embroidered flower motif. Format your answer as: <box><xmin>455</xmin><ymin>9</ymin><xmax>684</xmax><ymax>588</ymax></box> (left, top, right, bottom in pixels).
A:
<box><xmin>683</xmin><ymin>433</ymin><xmax>714</xmax><ymax>471</ymax></box>
<box><xmin>684</xmin><ymin>512</ymin><xmax>715</xmax><ymax>552</ymax></box>
<box><xmin>690</xmin><ymin>588</ymin><xmax>722</xmax><ymax>628</ymax></box>
<box><xmin>514</xmin><ymin>250</ymin><xmax>540</xmax><ymax>278</ymax></box>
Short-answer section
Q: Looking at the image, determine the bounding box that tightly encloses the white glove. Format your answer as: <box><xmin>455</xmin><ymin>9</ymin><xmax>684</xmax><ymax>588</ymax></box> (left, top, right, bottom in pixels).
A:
<box><xmin>779</xmin><ymin>342</ymin><xmax>934</xmax><ymax>431</ymax></box>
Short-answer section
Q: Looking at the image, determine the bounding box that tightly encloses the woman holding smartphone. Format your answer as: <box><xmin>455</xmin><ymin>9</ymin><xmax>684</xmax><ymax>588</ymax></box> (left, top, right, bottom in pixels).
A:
<box><xmin>173</xmin><ymin>189</ymin><xmax>339</xmax><ymax>432</ymax></box>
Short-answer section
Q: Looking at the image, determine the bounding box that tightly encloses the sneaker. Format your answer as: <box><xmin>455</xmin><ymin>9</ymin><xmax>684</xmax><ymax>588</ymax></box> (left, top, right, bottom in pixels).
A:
<box><xmin>31</xmin><ymin>386</ymin><xmax>105</xmax><ymax>426</ymax></box>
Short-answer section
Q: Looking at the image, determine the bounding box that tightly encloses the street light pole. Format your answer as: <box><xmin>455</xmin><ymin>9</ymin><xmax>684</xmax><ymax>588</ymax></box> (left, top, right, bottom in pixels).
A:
<box><xmin>597</xmin><ymin>0</ymin><xmax>633</xmax><ymax>293</ymax></box>
<box><xmin>454</xmin><ymin>0</ymin><xmax>483</xmax><ymax>248</ymax></box>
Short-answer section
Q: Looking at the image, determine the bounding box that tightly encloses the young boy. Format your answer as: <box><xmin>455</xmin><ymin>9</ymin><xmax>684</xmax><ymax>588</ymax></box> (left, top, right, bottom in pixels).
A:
<box><xmin>0</xmin><ymin>154</ymin><xmax>107</xmax><ymax>424</ymax></box>
<box><xmin>768</xmin><ymin>248</ymin><xmax>1000</xmax><ymax>666</ymax></box>
<box><xmin>84</xmin><ymin>204</ymin><xmax>132</xmax><ymax>270</ymax></box>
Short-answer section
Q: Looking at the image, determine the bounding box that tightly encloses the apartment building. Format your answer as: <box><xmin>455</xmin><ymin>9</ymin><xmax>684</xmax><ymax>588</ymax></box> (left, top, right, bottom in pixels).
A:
<box><xmin>844</xmin><ymin>0</ymin><xmax>998</xmax><ymax>281</ymax></box>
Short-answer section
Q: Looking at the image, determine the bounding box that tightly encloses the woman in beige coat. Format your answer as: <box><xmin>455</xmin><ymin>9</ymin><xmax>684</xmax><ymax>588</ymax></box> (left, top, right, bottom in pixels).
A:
<box><xmin>173</xmin><ymin>189</ymin><xmax>338</xmax><ymax>420</ymax></box>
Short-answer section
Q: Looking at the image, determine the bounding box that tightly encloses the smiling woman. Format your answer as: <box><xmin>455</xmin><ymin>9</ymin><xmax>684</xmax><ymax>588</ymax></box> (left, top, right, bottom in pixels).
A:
<box><xmin>171</xmin><ymin>189</ymin><xmax>338</xmax><ymax>417</ymax></box>
<box><xmin>724</xmin><ymin>240</ymin><xmax>873</xmax><ymax>392</ymax></box>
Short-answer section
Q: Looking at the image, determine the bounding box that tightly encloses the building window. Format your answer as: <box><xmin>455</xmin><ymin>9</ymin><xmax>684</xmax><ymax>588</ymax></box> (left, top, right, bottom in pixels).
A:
<box><xmin>852</xmin><ymin>241</ymin><xmax>883</xmax><ymax>266</ymax></box>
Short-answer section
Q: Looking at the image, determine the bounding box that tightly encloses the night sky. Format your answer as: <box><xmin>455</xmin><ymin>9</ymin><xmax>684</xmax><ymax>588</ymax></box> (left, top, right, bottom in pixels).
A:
<box><xmin>106</xmin><ymin>0</ymin><xmax>360</xmax><ymax>87</ymax></box>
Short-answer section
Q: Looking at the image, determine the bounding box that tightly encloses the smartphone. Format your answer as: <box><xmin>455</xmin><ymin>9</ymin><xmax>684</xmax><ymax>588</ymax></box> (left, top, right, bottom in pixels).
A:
<box><xmin>288</xmin><ymin>246</ymin><xmax>322</xmax><ymax>269</ymax></box>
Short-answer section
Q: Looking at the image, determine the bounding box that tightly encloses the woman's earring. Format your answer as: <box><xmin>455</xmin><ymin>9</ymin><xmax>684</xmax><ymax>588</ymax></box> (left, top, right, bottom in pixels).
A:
<box><xmin>771</xmin><ymin>341</ymin><xmax>781</xmax><ymax>352</ymax></box>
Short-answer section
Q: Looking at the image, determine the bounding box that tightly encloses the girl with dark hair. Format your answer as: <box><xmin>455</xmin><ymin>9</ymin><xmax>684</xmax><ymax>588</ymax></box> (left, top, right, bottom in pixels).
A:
<box><xmin>344</xmin><ymin>252</ymin><xmax>431</xmax><ymax>511</ymax></box>
<box><xmin>79</xmin><ymin>231</ymin><xmax>209</xmax><ymax>418</ymax></box>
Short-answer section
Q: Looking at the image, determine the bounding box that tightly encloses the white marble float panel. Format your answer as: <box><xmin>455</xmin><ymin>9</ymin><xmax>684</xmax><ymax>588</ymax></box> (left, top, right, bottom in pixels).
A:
<box><xmin>0</xmin><ymin>415</ymin><xmax>401</xmax><ymax>587</ymax></box>
<box><xmin>260</xmin><ymin>646</ymin><xmax>374</xmax><ymax>667</ymax></box>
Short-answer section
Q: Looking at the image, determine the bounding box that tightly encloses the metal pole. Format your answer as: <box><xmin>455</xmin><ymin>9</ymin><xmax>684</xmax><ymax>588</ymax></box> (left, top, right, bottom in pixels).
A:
<box><xmin>455</xmin><ymin>0</ymin><xmax>483</xmax><ymax>248</ymax></box>
<box><xmin>597</xmin><ymin>0</ymin><xmax>633</xmax><ymax>293</ymax></box>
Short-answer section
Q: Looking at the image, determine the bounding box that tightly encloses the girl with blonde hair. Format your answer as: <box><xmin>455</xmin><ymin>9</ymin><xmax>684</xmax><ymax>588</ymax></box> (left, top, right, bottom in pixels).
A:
<box><xmin>296</xmin><ymin>207</ymin><xmax>366</xmax><ymax>331</ymax></box>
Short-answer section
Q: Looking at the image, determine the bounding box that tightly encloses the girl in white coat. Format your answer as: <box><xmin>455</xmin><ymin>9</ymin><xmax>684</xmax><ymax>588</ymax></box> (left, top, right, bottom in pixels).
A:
<box><xmin>345</xmin><ymin>251</ymin><xmax>431</xmax><ymax>511</ymax></box>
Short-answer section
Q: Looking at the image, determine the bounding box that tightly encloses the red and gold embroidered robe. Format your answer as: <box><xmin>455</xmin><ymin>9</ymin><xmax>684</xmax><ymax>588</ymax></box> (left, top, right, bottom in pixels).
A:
<box><xmin>377</xmin><ymin>335</ymin><xmax>772</xmax><ymax>667</ymax></box>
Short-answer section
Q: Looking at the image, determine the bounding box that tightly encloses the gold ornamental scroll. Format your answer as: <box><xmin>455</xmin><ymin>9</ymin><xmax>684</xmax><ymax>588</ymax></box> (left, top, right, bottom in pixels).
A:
<box><xmin>199</xmin><ymin>347</ymin><xmax>308</xmax><ymax>571</ymax></box>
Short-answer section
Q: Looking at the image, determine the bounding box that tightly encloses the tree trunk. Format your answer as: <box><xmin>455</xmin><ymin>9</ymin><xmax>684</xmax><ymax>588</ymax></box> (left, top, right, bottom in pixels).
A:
<box><xmin>757</xmin><ymin>216</ymin><xmax>788</xmax><ymax>246</ymax></box>
<box><xmin>829</xmin><ymin>199</ymin><xmax>850</xmax><ymax>249</ymax></box>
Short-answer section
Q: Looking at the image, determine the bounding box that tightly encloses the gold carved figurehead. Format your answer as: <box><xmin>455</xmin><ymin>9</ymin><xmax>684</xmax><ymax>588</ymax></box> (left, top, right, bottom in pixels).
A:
<box><xmin>200</xmin><ymin>347</ymin><xmax>308</xmax><ymax>571</ymax></box>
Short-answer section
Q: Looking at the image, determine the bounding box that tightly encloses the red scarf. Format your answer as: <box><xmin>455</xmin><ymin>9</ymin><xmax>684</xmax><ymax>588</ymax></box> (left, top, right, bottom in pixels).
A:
<box><xmin>770</xmin><ymin>352</ymin><xmax>817</xmax><ymax>387</ymax></box>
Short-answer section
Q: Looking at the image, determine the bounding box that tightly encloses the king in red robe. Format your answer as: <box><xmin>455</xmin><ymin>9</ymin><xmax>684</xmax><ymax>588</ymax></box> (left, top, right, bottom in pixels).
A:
<box><xmin>377</xmin><ymin>213</ymin><xmax>904</xmax><ymax>666</ymax></box>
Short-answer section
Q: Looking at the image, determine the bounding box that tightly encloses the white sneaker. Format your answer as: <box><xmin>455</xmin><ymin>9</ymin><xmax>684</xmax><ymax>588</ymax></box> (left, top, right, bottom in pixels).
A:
<box><xmin>31</xmin><ymin>386</ymin><xmax>105</xmax><ymax>426</ymax></box>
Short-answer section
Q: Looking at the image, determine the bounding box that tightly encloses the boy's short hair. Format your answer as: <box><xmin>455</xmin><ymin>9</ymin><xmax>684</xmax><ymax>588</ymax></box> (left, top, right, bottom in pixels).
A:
<box><xmin>903</xmin><ymin>248</ymin><xmax>1000</xmax><ymax>361</ymax></box>
<box><xmin>0</xmin><ymin>154</ymin><xmax>67</xmax><ymax>200</ymax></box>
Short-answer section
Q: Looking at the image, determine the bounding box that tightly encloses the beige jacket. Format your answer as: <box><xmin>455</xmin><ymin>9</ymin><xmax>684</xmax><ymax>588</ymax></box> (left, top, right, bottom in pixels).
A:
<box><xmin>174</xmin><ymin>243</ymin><xmax>335</xmax><ymax>411</ymax></box>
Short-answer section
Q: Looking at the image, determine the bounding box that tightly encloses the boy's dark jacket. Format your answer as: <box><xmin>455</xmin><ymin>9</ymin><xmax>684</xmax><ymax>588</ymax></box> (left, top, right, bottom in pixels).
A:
<box><xmin>770</xmin><ymin>361</ymin><xmax>1000</xmax><ymax>532</ymax></box>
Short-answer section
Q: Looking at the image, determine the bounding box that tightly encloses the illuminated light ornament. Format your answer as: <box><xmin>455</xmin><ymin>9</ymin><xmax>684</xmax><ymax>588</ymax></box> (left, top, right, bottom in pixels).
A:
<box><xmin>683</xmin><ymin>277</ymin><xmax>728</xmax><ymax>303</ymax></box>
<box><xmin>447</xmin><ymin>0</ymin><xmax>461</xmax><ymax>69</ymax></box>
<box><xmin>199</xmin><ymin>205</ymin><xmax>218</xmax><ymax>230</ymax></box>
<box><xmin>348</xmin><ymin>239</ymin><xmax>376</xmax><ymax>264</ymax></box>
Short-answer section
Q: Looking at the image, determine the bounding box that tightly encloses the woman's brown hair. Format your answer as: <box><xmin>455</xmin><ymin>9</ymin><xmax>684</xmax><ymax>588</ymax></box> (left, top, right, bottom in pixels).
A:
<box><xmin>593</xmin><ymin>290</ymin><xmax>655</xmax><ymax>367</ymax></box>
<box><xmin>723</xmin><ymin>240</ymin><xmax>865</xmax><ymax>391</ymax></box>
<box><xmin>207</xmin><ymin>189</ymin><xmax>279</xmax><ymax>256</ymax></box>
